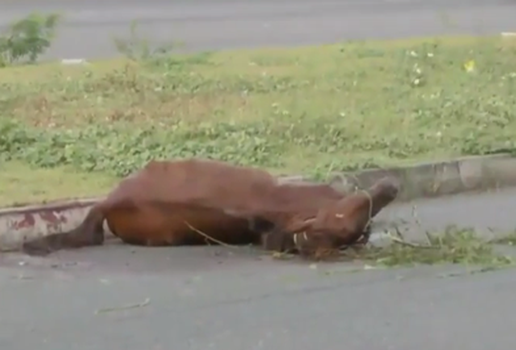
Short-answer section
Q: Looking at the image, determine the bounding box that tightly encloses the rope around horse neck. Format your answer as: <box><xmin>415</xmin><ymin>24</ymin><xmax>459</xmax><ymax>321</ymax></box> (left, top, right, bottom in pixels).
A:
<box><xmin>358</xmin><ymin>189</ymin><xmax>373</xmax><ymax>231</ymax></box>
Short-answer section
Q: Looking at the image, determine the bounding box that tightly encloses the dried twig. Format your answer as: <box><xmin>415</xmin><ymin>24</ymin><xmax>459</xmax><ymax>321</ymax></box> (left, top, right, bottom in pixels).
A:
<box><xmin>185</xmin><ymin>220</ymin><xmax>299</xmax><ymax>260</ymax></box>
<box><xmin>184</xmin><ymin>221</ymin><xmax>240</xmax><ymax>250</ymax></box>
<box><xmin>0</xmin><ymin>247</ymin><xmax>22</xmax><ymax>253</ymax></box>
<box><xmin>384</xmin><ymin>231</ymin><xmax>437</xmax><ymax>249</ymax></box>
<box><xmin>423</xmin><ymin>230</ymin><xmax>434</xmax><ymax>245</ymax></box>
<box><xmin>411</xmin><ymin>204</ymin><xmax>433</xmax><ymax>245</ymax></box>
<box><xmin>393</xmin><ymin>226</ymin><xmax>405</xmax><ymax>240</ymax></box>
<box><xmin>95</xmin><ymin>298</ymin><xmax>151</xmax><ymax>315</ymax></box>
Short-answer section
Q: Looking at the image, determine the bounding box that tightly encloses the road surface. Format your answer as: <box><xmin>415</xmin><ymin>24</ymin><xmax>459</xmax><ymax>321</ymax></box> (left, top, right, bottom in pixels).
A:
<box><xmin>1</xmin><ymin>187</ymin><xmax>516</xmax><ymax>350</ymax></box>
<box><xmin>1</xmin><ymin>0</ymin><xmax>516</xmax><ymax>59</ymax></box>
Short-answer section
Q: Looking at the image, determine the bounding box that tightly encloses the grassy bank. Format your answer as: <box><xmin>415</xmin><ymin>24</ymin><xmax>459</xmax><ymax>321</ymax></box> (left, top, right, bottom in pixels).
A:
<box><xmin>0</xmin><ymin>161</ymin><xmax>116</xmax><ymax>207</ymax></box>
<box><xmin>1</xmin><ymin>35</ymin><xmax>516</xmax><ymax>201</ymax></box>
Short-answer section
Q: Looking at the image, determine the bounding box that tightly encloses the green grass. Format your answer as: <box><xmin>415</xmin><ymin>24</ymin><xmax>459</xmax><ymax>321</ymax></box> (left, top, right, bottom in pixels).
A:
<box><xmin>1</xmin><ymin>35</ymin><xmax>516</xmax><ymax>203</ymax></box>
<box><xmin>0</xmin><ymin>161</ymin><xmax>116</xmax><ymax>207</ymax></box>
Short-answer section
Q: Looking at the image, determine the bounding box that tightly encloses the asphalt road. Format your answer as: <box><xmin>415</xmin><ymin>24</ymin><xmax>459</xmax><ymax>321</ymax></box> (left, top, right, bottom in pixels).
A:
<box><xmin>1</xmin><ymin>0</ymin><xmax>516</xmax><ymax>59</ymax></box>
<box><xmin>1</xmin><ymin>187</ymin><xmax>516</xmax><ymax>350</ymax></box>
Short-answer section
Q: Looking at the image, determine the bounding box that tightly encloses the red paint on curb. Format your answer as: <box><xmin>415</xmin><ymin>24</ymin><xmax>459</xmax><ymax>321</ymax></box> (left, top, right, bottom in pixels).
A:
<box><xmin>39</xmin><ymin>210</ymin><xmax>68</xmax><ymax>225</ymax></box>
<box><xmin>0</xmin><ymin>197</ymin><xmax>103</xmax><ymax>248</ymax></box>
<box><xmin>8</xmin><ymin>213</ymin><xmax>36</xmax><ymax>230</ymax></box>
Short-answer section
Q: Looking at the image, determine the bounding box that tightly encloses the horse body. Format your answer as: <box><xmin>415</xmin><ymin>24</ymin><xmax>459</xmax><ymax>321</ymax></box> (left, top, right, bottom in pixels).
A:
<box><xmin>22</xmin><ymin>158</ymin><xmax>348</xmax><ymax>256</ymax></box>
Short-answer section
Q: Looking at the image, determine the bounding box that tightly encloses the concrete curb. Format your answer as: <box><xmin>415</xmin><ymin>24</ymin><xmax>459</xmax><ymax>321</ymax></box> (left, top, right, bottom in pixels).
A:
<box><xmin>328</xmin><ymin>153</ymin><xmax>516</xmax><ymax>202</ymax></box>
<box><xmin>1</xmin><ymin>153</ymin><xmax>516</xmax><ymax>251</ymax></box>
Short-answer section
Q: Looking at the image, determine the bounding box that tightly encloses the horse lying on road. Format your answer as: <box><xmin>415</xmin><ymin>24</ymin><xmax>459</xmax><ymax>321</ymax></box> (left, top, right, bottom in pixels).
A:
<box><xmin>22</xmin><ymin>158</ymin><xmax>351</xmax><ymax>256</ymax></box>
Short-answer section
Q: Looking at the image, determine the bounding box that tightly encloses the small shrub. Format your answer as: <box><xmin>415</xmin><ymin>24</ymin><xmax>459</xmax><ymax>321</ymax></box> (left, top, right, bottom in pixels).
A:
<box><xmin>0</xmin><ymin>13</ymin><xmax>61</xmax><ymax>66</ymax></box>
<box><xmin>113</xmin><ymin>20</ymin><xmax>179</xmax><ymax>63</ymax></box>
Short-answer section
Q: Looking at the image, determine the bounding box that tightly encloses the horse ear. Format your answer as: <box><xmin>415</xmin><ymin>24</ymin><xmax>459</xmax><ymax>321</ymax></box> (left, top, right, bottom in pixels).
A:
<box><xmin>368</xmin><ymin>176</ymin><xmax>401</xmax><ymax>198</ymax></box>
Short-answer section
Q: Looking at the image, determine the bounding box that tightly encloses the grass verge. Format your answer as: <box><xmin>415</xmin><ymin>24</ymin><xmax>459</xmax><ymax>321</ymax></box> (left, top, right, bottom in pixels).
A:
<box><xmin>1</xmin><ymin>35</ymin><xmax>516</xmax><ymax>202</ymax></box>
<box><xmin>0</xmin><ymin>161</ymin><xmax>116</xmax><ymax>207</ymax></box>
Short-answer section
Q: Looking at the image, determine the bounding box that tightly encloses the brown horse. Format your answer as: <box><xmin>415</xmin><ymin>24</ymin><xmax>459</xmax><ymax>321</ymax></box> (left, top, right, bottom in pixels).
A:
<box><xmin>22</xmin><ymin>158</ymin><xmax>349</xmax><ymax>256</ymax></box>
<box><xmin>260</xmin><ymin>177</ymin><xmax>400</xmax><ymax>259</ymax></box>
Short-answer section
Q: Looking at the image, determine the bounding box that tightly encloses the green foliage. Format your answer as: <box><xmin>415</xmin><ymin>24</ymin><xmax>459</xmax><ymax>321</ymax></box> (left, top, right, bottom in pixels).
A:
<box><xmin>0</xmin><ymin>119</ymin><xmax>287</xmax><ymax>177</ymax></box>
<box><xmin>290</xmin><ymin>226</ymin><xmax>515</xmax><ymax>270</ymax></box>
<box><xmin>0</xmin><ymin>13</ymin><xmax>61</xmax><ymax>66</ymax></box>
<box><xmin>112</xmin><ymin>20</ymin><xmax>181</xmax><ymax>63</ymax></box>
<box><xmin>366</xmin><ymin>226</ymin><xmax>514</xmax><ymax>268</ymax></box>
<box><xmin>1</xmin><ymin>36</ymin><xmax>516</xmax><ymax>183</ymax></box>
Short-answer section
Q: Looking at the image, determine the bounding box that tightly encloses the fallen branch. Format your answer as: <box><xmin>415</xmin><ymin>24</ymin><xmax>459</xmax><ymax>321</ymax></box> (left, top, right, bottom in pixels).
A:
<box><xmin>384</xmin><ymin>231</ymin><xmax>437</xmax><ymax>249</ymax></box>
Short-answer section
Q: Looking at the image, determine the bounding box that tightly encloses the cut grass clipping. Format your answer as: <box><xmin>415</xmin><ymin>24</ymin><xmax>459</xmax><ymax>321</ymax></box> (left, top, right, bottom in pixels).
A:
<box><xmin>1</xmin><ymin>35</ymin><xmax>516</xmax><ymax>203</ymax></box>
<box><xmin>202</xmin><ymin>224</ymin><xmax>516</xmax><ymax>270</ymax></box>
<box><xmin>270</xmin><ymin>226</ymin><xmax>515</xmax><ymax>270</ymax></box>
<box><xmin>366</xmin><ymin>226</ymin><xmax>514</xmax><ymax>268</ymax></box>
